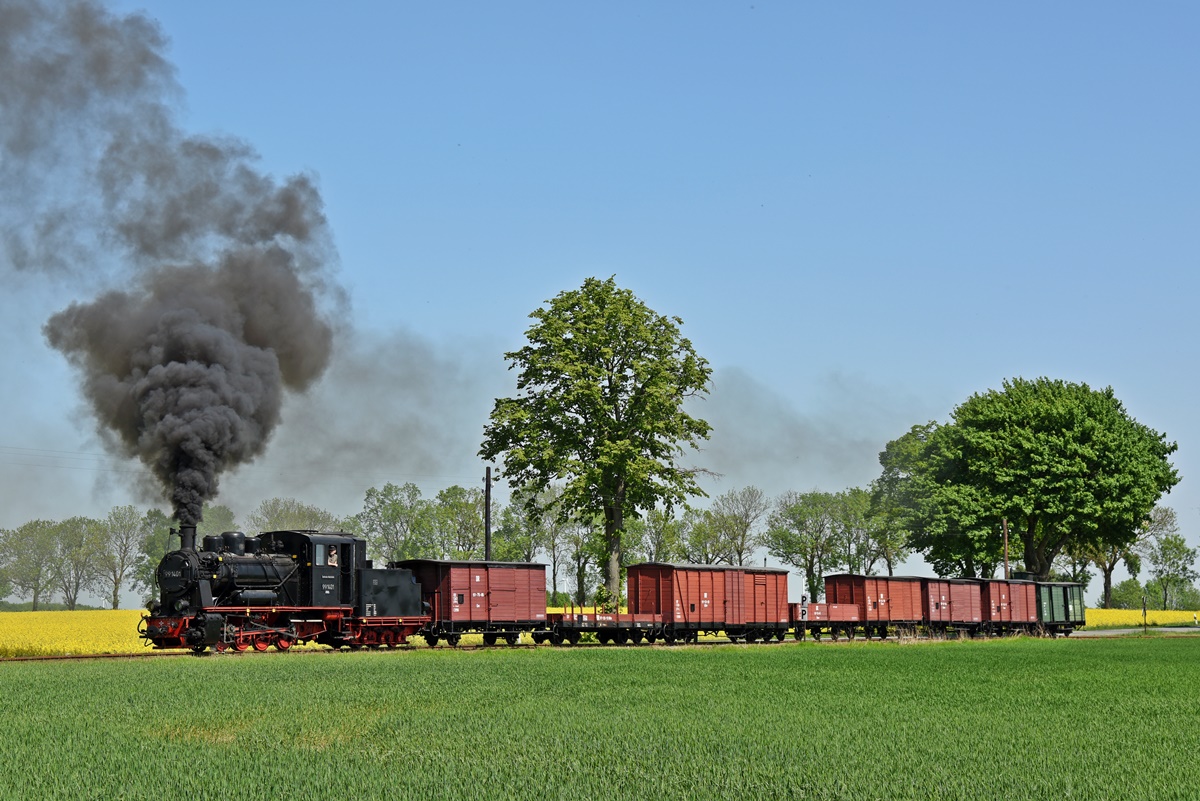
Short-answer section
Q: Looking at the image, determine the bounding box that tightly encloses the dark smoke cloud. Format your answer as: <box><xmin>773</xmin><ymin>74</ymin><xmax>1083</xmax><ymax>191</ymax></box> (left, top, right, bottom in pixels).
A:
<box><xmin>214</xmin><ymin>329</ymin><xmax>510</xmax><ymax>518</ymax></box>
<box><xmin>2</xmin><ymin>0</ymin><xmax>340</xmax><ymax>524</ymax></box>
<box><xmin>688</xmin><ymin>367</ymin><xmax>934</xmax><ymax>500</ymax></box>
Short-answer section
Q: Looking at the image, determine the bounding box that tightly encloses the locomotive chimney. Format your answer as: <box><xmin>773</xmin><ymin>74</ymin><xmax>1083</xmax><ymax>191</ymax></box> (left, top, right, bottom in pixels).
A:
<box><xmin>179</xmin><ymin>524</ymin><xmax>197</xmax><ymax>553</ymax></box>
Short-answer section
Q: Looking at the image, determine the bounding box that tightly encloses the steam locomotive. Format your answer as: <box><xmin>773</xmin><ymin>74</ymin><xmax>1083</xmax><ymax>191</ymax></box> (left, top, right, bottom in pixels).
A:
<box><xmin>140</xmin><ymin>523</ymin><xmax>1087</xmax><ymax>653</ymax></box>
<box><xmin>141</xmin><ymin>524</ymin><xmax>426</xmax><ymax>652</ymax></box>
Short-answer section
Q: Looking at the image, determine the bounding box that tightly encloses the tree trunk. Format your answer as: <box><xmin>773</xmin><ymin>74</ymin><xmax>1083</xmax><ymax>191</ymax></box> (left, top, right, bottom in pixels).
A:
<box><xmin>602</xmin><ymin>492</ymin><xmax>625</xmax><ymax>601</ymax></box>
<box><xmin>112</xmin><ymin>583</ymin><xmax>121</xmax><ymax>610</ymax></box>
<box><xmin>1102</xmin><ymin>566</ymin><xmax>1115</xmax><ymax>609</ymax></box>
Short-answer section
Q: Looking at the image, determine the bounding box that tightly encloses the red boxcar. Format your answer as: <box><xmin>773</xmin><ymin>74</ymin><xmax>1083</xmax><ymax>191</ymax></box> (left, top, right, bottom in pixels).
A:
<box><xmin>923</xmin><ymin>578</ymin><xmax>983</xmax><ymax>632</ymax></box>
<box><xmin>397</xmin><ymin>559</ymin><xmax>547</xmax><ymax>646</ymax></box>
<box><xmin>626</xmin><ymin>563</ymin><xmax>790</xmax><ymax>642</ymax></box>
<box><xmin>823</xmin><ymin>574</ymin><xmax>925</xmax><ymax>636</ymax></box>
<box><xmin>978</xmin><ymin>579</ymin><xmax>1039</xmax><ymax>633</ymax></box>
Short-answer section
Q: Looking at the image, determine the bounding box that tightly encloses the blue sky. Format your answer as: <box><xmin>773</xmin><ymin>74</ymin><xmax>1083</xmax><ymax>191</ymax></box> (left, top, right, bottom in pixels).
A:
<box><xmin>2</xmin><ymin>2</ymin><xmax>1197</xmax><ymax>601</ymax></box>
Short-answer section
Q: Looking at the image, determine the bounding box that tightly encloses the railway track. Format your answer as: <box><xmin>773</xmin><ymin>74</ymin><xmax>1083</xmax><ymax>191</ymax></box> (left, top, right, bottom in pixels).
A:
<box><xmin>3</xmin><ymin>636</ymin><xmax>815</xmax><ymax>662</ymax></box>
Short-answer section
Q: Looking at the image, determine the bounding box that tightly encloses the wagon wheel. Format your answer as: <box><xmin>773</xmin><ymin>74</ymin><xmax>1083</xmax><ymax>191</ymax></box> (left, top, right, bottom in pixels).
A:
<box><xmin>743</xmin><ymin>631</ymin><xmax>757</xmax><ymax>643</ymax></box>
<box><xmin>775</xmin><ymin>631</ymin><xmax>786</xmax><ymax>642</ymax></box>
<box><xmin>812</xmin><ymin>629</ymin><xmax>822</xmax><ymax>641</ymax></box>
<box><xmin>446</xmin><ymin>633</ymin><xmax>461</xmax><ymax>647</ymax></box>
<box><xmin>631</xmin><ymin>630</ymin><xmax>645</xmax><ymax>644</ymax></box>
<box><xmin>646</xmin><ymin>633</ymin><xmax>658</xmax><ymax>644</ymax></box>
<box><xmin>598</xmin><ymin>632</ymin><xmax>612</xmax><ymax>645</ymax></box>
<box><xmin>505</xmin><ymin>633</ymin><xmax>518</xmax><ymax>646</ymax></box>
<box><xmin>846</xmin><ymin>626</ymin><xmax>856</xmax><ymax>641</ymax></box>
<box><xmin>663</xmin><ymin>631</ymin><xmax>676</xmax><ymax>645</ymax></box>
<box><xmin>614</xmin><ymin>630</ymin><xmax>629</xmax><ymax>646</ymax></box>
<box><xmin>425</xmin><ymin>634</ymin><xmax>439</xmax><ymax>647</ymax></box>
<box><xmin>794</xmin><ymin>628</ymin><xmax>803</xmax><ymax>641</ymax></box>
<box><xmin>275</xmin><ymin>635</ymin><xmax>294</xmax><ymax>651</ymax></box>
<box><xmin>550</xmin><ymin>632</ymin><xmax>564</xmax><ymax>646</ymax></box>
<box><xmin>483</xmin><ymin>633</ymin><xmax>498</xmax><ymax>647</ymax></box>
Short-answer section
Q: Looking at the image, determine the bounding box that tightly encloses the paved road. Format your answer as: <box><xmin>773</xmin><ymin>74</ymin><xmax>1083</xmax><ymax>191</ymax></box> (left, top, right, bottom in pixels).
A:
<box><xmin>1072</xmin><ymin>627</ymin><xmax>1200</xmax><ymax>637</ymax></box>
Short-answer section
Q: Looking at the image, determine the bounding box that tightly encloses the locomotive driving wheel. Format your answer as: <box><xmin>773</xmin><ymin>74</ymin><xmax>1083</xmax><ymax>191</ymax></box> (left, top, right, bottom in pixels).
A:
<box><xmin>252</xmin><ymin>634</ymin><xmax>271</xmax><ymax>652</ymax></box>
<box><xmin>275</xmin><ymin>635</ymin><xmax>294</xmax><ymax>651</ymax></box>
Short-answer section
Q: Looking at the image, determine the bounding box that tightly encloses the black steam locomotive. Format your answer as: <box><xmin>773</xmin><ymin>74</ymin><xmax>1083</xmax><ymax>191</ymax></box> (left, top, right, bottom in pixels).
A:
<box><xmin>141</xmin><ymin>524</ymin><xmax>426</xmax><ymax>652</ymax></box>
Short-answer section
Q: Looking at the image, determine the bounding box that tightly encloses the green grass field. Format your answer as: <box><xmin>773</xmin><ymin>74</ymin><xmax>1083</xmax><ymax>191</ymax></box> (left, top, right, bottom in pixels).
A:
<box><xmin>1</xmin><ymin>638</ymin><xmax>1197</xmax><ymax>800</ymax></box>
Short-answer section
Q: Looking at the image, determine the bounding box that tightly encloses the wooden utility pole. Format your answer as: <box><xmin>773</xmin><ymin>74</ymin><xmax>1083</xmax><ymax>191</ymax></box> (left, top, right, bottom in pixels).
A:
<box><xmin>1002</xmin><ymin>517</ymin><xmax>1010</xmax><ymax>580</ymax></box>
<box><xmin>484</xmin><ymin>466</ymin><xmax>494</xmax><ymax>561</ymax></box>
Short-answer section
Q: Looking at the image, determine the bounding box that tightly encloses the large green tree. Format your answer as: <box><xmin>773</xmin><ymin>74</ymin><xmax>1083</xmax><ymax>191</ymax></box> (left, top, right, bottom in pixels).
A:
<box><xmin>96</xmin><ymin>505</ymin><xmax>147</xmax><ymax>609</ymax></box>
<box><xmin>245</xmin><ymin>497</ymin><xmax>341</xmax><ymax>533</ymax></box>
<box><xmin>354</xmin><ymin>482</ymin><xmax>434</xmax><ymax>564</ymax></box>
<box><xmin>0</xmin><ymin>519</ymin><xmax>60</xmax><ymax>610</ymax></box>
<box><xmin>1145</xmin><ymin>529</ymin><xmax>1198</xmax><ymax>611</ymax></box>
<box><xmin>626</xmin><ymin>506</ymin><xmax>683</xmax><ymax>564</ymax></box>
<box><xmin>480</xmin><ymin>276</ymin><xmax>712</xmax><ymax>598</ymax></box>
<box><xmin>763</xmin><ymin>491</ymin><xmax>842</xmax><ymax>600</ymax></box>
<box><xmin>431</xmin><ymin>485</ymin><xmax>486</xmax><ymax>560</ymax></box>
<box><xmin>710</xmin><ymin>486</ymin><xmax>770</xmax><ymax>566</ymax></box>
<box><xmin>882</xmin><ymin>378</ymin><xmax>1178</xmax><ymax>580</ymax></box>
<box><xmin>52</xmin><ymin>516</ymin><xmax>105</xmax><ymax>610</ymax></box>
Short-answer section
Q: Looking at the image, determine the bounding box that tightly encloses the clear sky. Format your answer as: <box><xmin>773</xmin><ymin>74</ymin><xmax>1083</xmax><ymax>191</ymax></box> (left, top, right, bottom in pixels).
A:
<box><xmin>2</xmin><ymin>2</ymin><xmax>1197</xmax><ymax>603</ymax></box>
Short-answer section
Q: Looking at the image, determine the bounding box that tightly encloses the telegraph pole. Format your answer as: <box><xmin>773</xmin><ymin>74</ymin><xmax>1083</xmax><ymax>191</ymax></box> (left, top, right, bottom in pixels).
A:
<box><xmin>1002</xmin><ymin>517</ymin><xmax>1010</xmax><ymax>580</ymax></box>
<box><xmin>484</xmin><ymin>466</ymin><xmax>495</xmax><ymax>561</ymax></box>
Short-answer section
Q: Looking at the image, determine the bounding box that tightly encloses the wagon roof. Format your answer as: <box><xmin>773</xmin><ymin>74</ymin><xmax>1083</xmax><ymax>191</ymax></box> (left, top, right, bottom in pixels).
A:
<box><xmin>395</xmin><ymin>558</ymin><xmax>548</xmax><ymax>569</ymax></box>
<box><xmin>629</xmin><ymin>561</ymin><xmax>789</xmax><ymax>574</ymax></box>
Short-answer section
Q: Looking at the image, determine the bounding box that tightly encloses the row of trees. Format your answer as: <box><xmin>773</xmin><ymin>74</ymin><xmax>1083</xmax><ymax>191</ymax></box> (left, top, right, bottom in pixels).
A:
<box><xmin>4</xmin><ymin>475</ymin><xmax>1195</xmax><ymax>611</ymax></box>
<box><xmin>0</xmin><ymin>498</ymin><xmax>348</xmax><ymax>610</ymax></box>
<box><xmin>0</xmin><ymin>506</ymin><xmax>164</xmax><ymax>611</ymax></box>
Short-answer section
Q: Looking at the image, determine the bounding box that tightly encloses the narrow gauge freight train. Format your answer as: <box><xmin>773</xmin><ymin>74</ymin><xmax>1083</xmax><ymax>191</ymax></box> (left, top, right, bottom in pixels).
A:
<box><xmin>793</xmin><ymin>573</ymin><xmax>1086</xmax><ymax>641</ymax></box>
<box><xmin>140</xmin><ymin>524</ymin><xmax>1085</xmax><ymax>653</ymax></box>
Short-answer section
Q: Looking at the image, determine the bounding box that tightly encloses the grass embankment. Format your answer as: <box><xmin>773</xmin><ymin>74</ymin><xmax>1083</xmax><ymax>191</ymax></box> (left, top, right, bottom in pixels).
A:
<box><xmin>1</xmin><ymin>638</ymin><xmax>1197</xmax><ymax>799</ymax></box>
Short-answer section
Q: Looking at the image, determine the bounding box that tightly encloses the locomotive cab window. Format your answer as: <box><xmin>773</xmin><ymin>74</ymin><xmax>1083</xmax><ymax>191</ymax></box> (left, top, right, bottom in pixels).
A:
<box><xmin>314</xmin><ymin>547</ymin><xmax>327</xmax><ymax>567</ymax></box>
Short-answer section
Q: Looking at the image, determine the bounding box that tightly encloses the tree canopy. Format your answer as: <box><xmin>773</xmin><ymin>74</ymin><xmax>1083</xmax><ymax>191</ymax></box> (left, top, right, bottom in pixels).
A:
<box><xmin>480</xmin><ymin>276</ymin><xmax>712</xmax><ymax>597</ymax></box>
<box><xmin>878</xmin><ymin>377</ymin><xmax>1179</xmax><ymax>579</ymax></box>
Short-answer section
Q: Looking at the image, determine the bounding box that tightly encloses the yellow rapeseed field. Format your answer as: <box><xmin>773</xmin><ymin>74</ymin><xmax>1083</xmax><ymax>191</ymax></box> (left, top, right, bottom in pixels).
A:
<box><xmin>4</xmin><ymin>607</ymin><xmax>1198</xmax><ymax>658</ymax></box>
<box><xmin>1085</xmin><ymin>608</ymin><xmax>1200</xmax><ymax>628</ymax></box>
<box><xmin>0</xmin><ymin>609</ymin><xmax>147</xmax><ymax>658</ymax></box>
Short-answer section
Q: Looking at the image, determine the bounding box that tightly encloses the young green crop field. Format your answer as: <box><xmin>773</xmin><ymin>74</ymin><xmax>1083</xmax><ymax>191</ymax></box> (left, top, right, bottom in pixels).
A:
<box><xmin>1</xmin><ymin>638</ymin><xmax>1197</xmax><ymax>800</ymax></box>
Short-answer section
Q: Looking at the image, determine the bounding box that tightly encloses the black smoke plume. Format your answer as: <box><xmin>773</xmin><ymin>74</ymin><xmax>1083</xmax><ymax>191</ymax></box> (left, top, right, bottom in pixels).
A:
<box><xmin>3</xmin><ymin>0</ymin><xmax>339</xmax><ymax>524</ymax></box>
